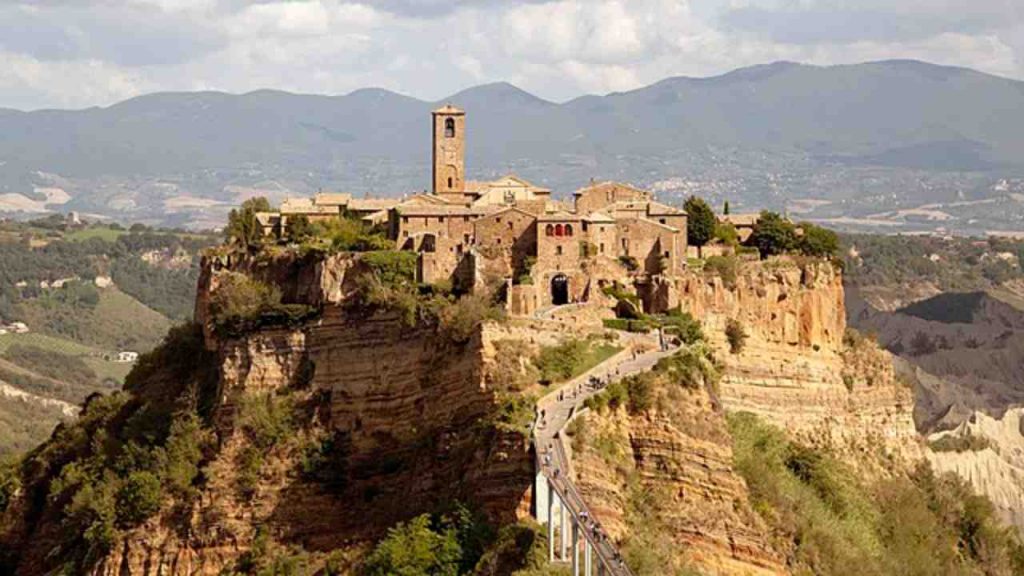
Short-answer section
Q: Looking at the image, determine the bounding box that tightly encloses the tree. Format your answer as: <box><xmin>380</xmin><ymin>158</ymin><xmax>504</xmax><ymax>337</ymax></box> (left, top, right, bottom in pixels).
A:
<box><xmin>748</xmin><ymin>211</ymin><xmax>797</xmax><ymax>258</ymax></box>
<box><xmin>684</xmin><ymin>196</ymin><xmax>716</xmax><ymax>257</ymax></box>
<box><xmin>284</xmin><ymin>215</ymin><xmax>314</xmax><ymax>243</ymax></box>
<box><xmin>723</xmin><ymin>201</ymin><xmax>731</xmax><ymax>215</ymax></box>
<box><xmin>225</xmin><ymin>197</ymin><xmax>271</xmax><ymax>249</ymax></box>
<box><xmin>798</xmin><ymin>222</ymin><xmax>839</xmax><ymax>258</ymax></box>
<box><xmin>363</xmin><ymin>514</ymin><xmax>462</xmax><ymax>576</ymax></box>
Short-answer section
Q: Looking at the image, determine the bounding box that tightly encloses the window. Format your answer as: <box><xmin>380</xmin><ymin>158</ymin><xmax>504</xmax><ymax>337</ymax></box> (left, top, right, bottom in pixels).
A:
<box><xmin>438</xmin><ymin>216</ymin><xmax>445</xmax><ymax>223</ymax></box>
<box><xmin>402</xmin><ymin>216</ymin><xmax>409</xmax><ymax>224</ymax></box>
<box><xmin>507</xmin><ymin>221</ymin><xmax>513</xmax><ymax>230</ymax></box>
<box><xmin>496</xmin><ymin>217</ymin><xmax>501</xmax><ymax>223</ymax></box>
<box><xmin>504</xmin><ymin>190</ymin><xmax>515</xmax><ymax>204</ymax></box>
<box><xmin>565</xmin><ymin>224</ymin><xmax>574</xmax><ymax>237</ymax></box>
<box><xmin>497</xmin><ymin>238</ymin><xmax>502</xmax><ymax>245</ymax></box>
<box><xmin>445</xmin><ymin>117</ymin><xmax>455</xmax><ymax>138</ymax></box>
<box><xmin>555</xmin><ymin>224</ymin><xmax>564</xmax><ymax>237</ymax></box>
<box><xmin>545</xmin><ymin>224</ymin><xmax>554</xmax><ymax>236</ymax></box>
<box><xmin>464</xmin><ymin>234</ymin><xmax>470</xmax><ymax>244</ymax></box>
<box><xmin>556</xmin><ymin>245</ymin><xmax>563</xmax><ymax>255</ymax></box>
<box><xmin>659</xmin><ymin>218</ymin><xmax>666</xmax><ymax>225</ymax></box>
<box><xmin>582</xmin><ymin>221</ymin><xmax>588</xmax><ymax>232</ymax></box>
<box><xmin>447</xmin><ymin>177</ymin><xmax>453</xmax><ymax>188</ymax></box>
<box><xmin>599</xmin><ymin>243</ymin><xmax>605</xmax><ymax>254</ymax></box>
<box><xmin>463</xmin><ymin>216</ymin><xmax>470</xmax><ymax>222</ymax></box>
<box><xmin>664</xmin><ymin>251</ymin><xmax>670</xmax><ymax>258</ymax></box>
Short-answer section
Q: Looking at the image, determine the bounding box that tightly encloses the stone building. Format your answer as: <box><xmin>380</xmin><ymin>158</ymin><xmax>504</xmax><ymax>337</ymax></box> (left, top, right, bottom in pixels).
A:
<box><xmin>259</xmin><ymin>105</ymin><xmax>690</xmax><ymax>313</ymax></box>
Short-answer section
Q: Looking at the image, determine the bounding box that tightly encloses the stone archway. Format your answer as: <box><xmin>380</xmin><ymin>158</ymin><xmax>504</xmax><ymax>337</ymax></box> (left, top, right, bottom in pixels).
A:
<box><xmin>551</xmin><ymin>274</ymin><xmax>569</xmax><ymax>305</ymax></box>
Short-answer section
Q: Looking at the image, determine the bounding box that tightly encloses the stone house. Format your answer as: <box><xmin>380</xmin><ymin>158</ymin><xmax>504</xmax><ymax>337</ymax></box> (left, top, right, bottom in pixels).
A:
<box><xmin>259</xmin><ymin>105</ymin><xmax>691</xmax><ymax>312</ymax></box>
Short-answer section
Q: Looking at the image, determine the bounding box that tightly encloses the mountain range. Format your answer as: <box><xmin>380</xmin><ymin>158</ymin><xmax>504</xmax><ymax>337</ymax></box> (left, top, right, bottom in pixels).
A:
<box><xmin>2</xmin><ymin>59</ymin><xmax>1024</xmax><ymax>231</ymax></box>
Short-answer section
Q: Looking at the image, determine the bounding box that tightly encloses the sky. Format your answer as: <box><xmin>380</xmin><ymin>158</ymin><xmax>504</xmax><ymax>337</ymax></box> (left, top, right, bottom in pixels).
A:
<box><xmin>0</xmin><ymin>0</ymin><xmax>1022</xmax><ymax>110</ymax></box>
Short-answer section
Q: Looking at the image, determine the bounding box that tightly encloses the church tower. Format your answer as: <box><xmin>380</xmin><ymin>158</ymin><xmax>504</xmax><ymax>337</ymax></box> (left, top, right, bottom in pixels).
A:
<box><xmin>432</xmin><ymin>105</ymin><xmax>465</xmax><ymax>199</ymax></box>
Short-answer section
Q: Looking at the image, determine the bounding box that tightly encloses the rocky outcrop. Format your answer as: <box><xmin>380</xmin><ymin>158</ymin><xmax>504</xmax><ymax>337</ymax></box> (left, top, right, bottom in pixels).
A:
<box><xmin>676</xmin><ymin>259</ymin><xmax>920</xmax><ymax>472</ymax></box>
<box><xmin>89</xmin><ymin>253</ymin><xmax>537</xmax><ymax>576</ymax></box>
<box><xmin>928</xmin><ymin>408</ymin><xmax>1024</xmax><ymax>531</ymax></box>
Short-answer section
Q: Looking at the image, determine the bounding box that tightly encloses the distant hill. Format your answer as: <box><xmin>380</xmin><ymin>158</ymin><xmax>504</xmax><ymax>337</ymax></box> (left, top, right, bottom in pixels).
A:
<box><xmin>3</xmin><ymin>60</ymin><xmax>1024</xmax><ymax>231</ymax></box>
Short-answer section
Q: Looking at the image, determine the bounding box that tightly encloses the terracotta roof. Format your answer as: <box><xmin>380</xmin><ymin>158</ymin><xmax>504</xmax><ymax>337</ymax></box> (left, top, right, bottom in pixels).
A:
<box><xmin>616</xmin><ymin>216</ymin><xmax>680</xmax><ymax>233</ymax></box>
<box><xmin>473</xmin><ymin>206</ymin><xmax>536</xmax><ymax>221</ymax></box>
<box><xmin>280</xmin><ymin>198</ymin><xmax>338</xmax><ymax>215</ymax></box>
<box><xmin>432</xmin><ymin>104</ymin><xmax>465</xmax><ymax>115</ymax></box>
<box><xmin>348</xmin><ymin>198</ymin><xmax>399</xmax><ymax>212</ymax></box>
<box><xmin>396</xmin><ymin>204</ymin><xmax>498</xmax><ymax>216</ymax></box>
<box><xmin>313</xmin><ymin>192</ymin><xmax>352</xmax><ymax>206</ymax></box>
<box><xmin>646</xmin><ymin>201</ymin><xmax>685</xmax><ymax>216</ymax></box>
<box><xmin>721</xmin><ymin>213</ymin><xmax>760</xmax><ymax>227</ymax></box>
<box><xmin>583</xmin><ymin>212</ymin><xmax>616</xmax><ymax>223</ymax></box>
<box><xmin>573</xmin><ymin>180</ymin><xmax>650</xmax><ymax>197</ymax></box>
<box><xmin>538</xmin><ymin>210</ymin><xmax>582</xmax><ymax>222</ymax></box>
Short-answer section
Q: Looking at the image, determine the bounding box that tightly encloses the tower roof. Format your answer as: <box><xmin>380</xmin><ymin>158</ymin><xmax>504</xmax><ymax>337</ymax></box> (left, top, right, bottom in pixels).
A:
<box><xmin>432</xmin><ymin>104</ymin><xmax>465</xmax><ymax>115</ymax></box>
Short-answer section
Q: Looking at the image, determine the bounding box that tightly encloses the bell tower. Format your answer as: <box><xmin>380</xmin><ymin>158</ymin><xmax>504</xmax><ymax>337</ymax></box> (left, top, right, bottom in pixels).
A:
<box><xmin>432</xmin><ymin>105</ymin><xmax>465</xmax><ymax>198</ymax></box>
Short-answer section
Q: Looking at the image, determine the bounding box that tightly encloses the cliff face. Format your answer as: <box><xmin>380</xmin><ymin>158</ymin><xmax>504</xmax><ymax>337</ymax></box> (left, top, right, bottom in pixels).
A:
<box><xmin>91</xmin><ymin>253</ymin><xmax>535</xmax><ymax>575</ymax></box>
<box><xmin>571</xmin><ymin>392</ymin><xmax>788</xmax><ymax>576</ymax></box>
<box><xmin>679</xmin><ymin>259</ymin><xmax>920</xmax><ymax>471</ymax></box>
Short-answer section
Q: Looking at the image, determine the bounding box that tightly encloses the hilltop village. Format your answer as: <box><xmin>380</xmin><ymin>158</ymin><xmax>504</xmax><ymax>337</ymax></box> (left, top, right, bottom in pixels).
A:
<box><xmin>253</xmin><ymin>105</ymin><xmax>762</xmax><ymax>315</ymax></box>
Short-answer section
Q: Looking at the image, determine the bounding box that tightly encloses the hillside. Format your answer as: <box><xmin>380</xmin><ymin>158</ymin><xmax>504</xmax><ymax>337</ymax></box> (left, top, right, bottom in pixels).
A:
<box><xmin>0</xmin><ymin>218</ymin><xmax>218</xmax><ymax>454</ymax></box>
<box><xmin>3</xmin><ymin>60</ymin><xmax>1024</xmax><ymax>232</ymax></box>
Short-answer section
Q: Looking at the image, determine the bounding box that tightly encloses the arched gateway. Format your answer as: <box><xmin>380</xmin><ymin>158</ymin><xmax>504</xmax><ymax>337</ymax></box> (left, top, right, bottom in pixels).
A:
<box><xmin>551</xmin><ymin>274</ymin><xmax>569</xmax><ymax>305</ymax></box>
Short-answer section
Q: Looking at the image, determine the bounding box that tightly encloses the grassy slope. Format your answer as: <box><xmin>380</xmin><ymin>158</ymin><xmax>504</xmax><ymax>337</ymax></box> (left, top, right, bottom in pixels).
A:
<box><xmin>18</xmin><ymin>288</ymin><xmax>172</xmax><ymax>352</ymax></box>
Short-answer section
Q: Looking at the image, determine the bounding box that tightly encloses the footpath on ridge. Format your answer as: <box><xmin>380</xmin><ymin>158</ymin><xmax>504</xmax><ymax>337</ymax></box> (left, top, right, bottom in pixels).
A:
<box><xmin>531</xmin><ymin>327</ymin><xmax>680</xmax><ymax>575</ymax></box>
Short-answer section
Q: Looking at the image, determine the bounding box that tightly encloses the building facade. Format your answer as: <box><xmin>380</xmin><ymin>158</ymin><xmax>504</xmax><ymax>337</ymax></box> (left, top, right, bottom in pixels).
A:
<box><xmin>259</xmin><ymin>105</ymin><xmax>690</xmax><ymax>313</ymax></box>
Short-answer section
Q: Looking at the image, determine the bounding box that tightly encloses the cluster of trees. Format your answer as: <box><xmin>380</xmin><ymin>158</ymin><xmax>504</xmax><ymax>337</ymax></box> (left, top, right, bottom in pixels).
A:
<box><xmin>224</xmin><ymin>197</ymin><xmax>392</xmax><ymax>253</ymax></box>
<box><xmin>729</xmin><ymin>412</ymin><xmax>1024</xmax><ymax>575</ymax></box>
<box><xmin>843</xmin><ymin>233</ymin><xmax>1024</xmax><ymax>291</ymax></box>
<box><xmin>682</xmin><ymin>196</ymin><xmax>839</xmax><ymax>260</ymax></box>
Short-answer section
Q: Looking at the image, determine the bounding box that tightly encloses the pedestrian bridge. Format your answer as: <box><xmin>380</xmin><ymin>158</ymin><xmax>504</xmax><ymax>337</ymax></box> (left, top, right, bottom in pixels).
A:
<box><xmin>530</xmin><ymin>331</ymin><xmax>677</xmax><ymax>576</ymax></box>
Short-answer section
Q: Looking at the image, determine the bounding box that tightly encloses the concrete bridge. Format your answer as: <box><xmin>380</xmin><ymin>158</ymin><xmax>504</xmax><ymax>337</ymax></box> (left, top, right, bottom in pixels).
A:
<box><xmin>531</xmin><ymin>330</ymin><xmax>678</xmax><ymax>576</ymax></box>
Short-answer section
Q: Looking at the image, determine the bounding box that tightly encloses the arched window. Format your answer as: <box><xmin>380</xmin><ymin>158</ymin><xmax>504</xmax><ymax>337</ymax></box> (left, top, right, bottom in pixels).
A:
<box><xmin>445</xmin><ymin>118</ymin><xmax>455</xmax><ymax>138</ymax></box>
<box><xmin>545</xmin><ymin>224</ymin><xmax>554</xmax><ymax>236</ymax></box>
<box><xmin>555</xmin><ymin>224</ymin><xmax>564</xmax><ymax>237</ymax></box>
<box><xmin>565</xmin><ymin>224</ymin><xmax>574</xmax><ymax>237</ymax></box>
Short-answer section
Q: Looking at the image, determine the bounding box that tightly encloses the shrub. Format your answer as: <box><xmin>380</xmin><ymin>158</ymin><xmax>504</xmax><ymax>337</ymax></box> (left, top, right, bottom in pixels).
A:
<box><xmin>655</xmin><ymin>346</ymin><xmax>719</xmax><ymax>391</ymax></box>
<box><xmin>798</xmin><ymin>222</ymin><xmax>839</xmax><ymax>258</ymax></box>
<box><xmin>626</xmin><ymin>375</ymin><xmax>655</xmax><ymax>415</ymax></box>
<box><xmin>300</xmin><ymin>431</ymin><xmax>351</xmax><ymax>493</ymax></box>
<box><xmin>929</xmin><ymin>434</ymin><xmax>993</xmax><ymax>453</ymax></box>
<box><xmin>658</xmin><ymin>309</ymin><xmax>703</xmax><ymax>344</ymax></box>
<box><xmin>362</xmin><ymin>507</ymin><xmax>491</xmax><ymax>576</ymax></box>
<box><xmin>714</xmin><ymin>221</ymin><xmax>739</xmax><ymax>247</ymax></box>
<box><xmin>704</xmin><ymin>255</ymin><xmax>738</xmax><ymax>290</ymax></box>
<box><xmin>618</xmin><ymin>255</ymin><xmax>639</xmax><ymax>272</ymax></box>
<box><xmin>115</xmin><ymin>471</ymin><xmax>162</xmax><ymax>528</ymax></box>
<box><xmin>438</xmin><ymin>293</ymin><xmax>505</xmax><ymax>344</ymax></box>
<box><xmin>284</xmin><ymin>215</ymin><xmax>314</xmax><ymax>243</ymax></box>
<box><xmin>602</xmin><ymin>318</ymin><xmax>652</xmax><ymax>333</ymax></box>
<box><xmin>725</xmin><ymin>318</ymin><xmax>747</xmax><ymax>354</ymax></box>
<box><xmin>209</xmin><ymin>272</ymin><xmax>282</xmax><ymax>329</ymax></box>
<box><xmin>361</xmin><ymin>250</ymin><xmax>417</xmax><ymax>290</ymax></box>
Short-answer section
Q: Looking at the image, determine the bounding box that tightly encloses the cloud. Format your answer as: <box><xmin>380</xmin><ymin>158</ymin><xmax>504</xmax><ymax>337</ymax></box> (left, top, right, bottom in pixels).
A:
<box><xmin>0</xmin><ymin>0</ymin><xmax>1021</xmax><ymax>110</ymax></box>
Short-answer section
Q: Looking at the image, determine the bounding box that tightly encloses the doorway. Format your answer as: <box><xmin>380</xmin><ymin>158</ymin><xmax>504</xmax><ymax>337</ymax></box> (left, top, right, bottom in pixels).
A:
<box><xmin>551</xmin><ymin>274</ymin><xmax>569</xmax><ymax>305</ymax></box>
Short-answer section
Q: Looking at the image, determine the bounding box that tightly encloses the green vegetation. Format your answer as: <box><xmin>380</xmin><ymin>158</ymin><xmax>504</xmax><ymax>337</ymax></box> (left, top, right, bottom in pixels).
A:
<box><xmin>2</xmin><ymin>343</ymin><xmax>98</xmax><ymax>388</ymax></box>
<box><xmin>798</xmin><ymin>222</ymin><xmax>840</xmax><ymax>258</ymax></box>
<box><xmin>3</xmin><ymin>324</ymin><xmax>219</xmax><ymax>572</ymax></box>
<box><xmin>703</xmin><ymin>254</ymin><xmax>738</xmax><ymax>289</ymax></box>
<box><xmin>729</xmin><ymin>412</ymin><xmax>1024</xmax><ymax>576</ymax></box>
<box><xmin>747</xmin><ymin>211</ymin><xmax>798</xmax><ymax>258</ymax></box>
<box><xmin>534</xmin><ymin>337</ymin><xmax>621</xmax><ymax>384</ymax></box>
<box><xmin>235</xmin><ymin>391</ymin><xmax>297</xmax><ymax>499</ymax></box>
<box><xmin>725</xmin><ymin>319</ymin><xmax>747</xmax><ymax>354</ymax></box>
<box><xmin>929</xmin><ymin>433</ymin><xmax>994</xmax><ymax>453</ymax></box>
<box><xmin>208</xmin><ymin>272</ymin><xmax>317</xmax><ymax>337</ymax></box>
<box><xmin>683</xmin><ymin>196</ymin><xmax>716</xmax><ymax>255</ymax></box>
<box><xmin>713</xmin><ymin>221</ymin><xmax>739</xmax><ymax>247</ymax></box>
<box><xmin>301</xmin><ymin>214</ymin><xmax>394</xmax><ymax>253</ymax></box>
<box><xmin>226</xmin><ymin>197</ymin><xmax>272</xmax><ymax>249</ymax></box>
<box><xmin>843</xmin><ymin>233</ymin><xmax>1024</xmax><ymax>292</ymax></box>
<box><xmin>362</xmin><ymin>504</ymin><xmax>493</xmax><ymax>576</ymax></box>
<box><xmin>585</xmin><ymin>345</ymin><xmax>718</xmax><ymax>415</ymax></box>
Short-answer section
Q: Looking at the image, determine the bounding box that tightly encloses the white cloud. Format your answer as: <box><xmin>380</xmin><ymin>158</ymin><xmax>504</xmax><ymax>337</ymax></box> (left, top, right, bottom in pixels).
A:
<box><xmin>0</xmin><ymin>0</ymin><xmax>1022</xmax><ymax>110</ymax></box>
